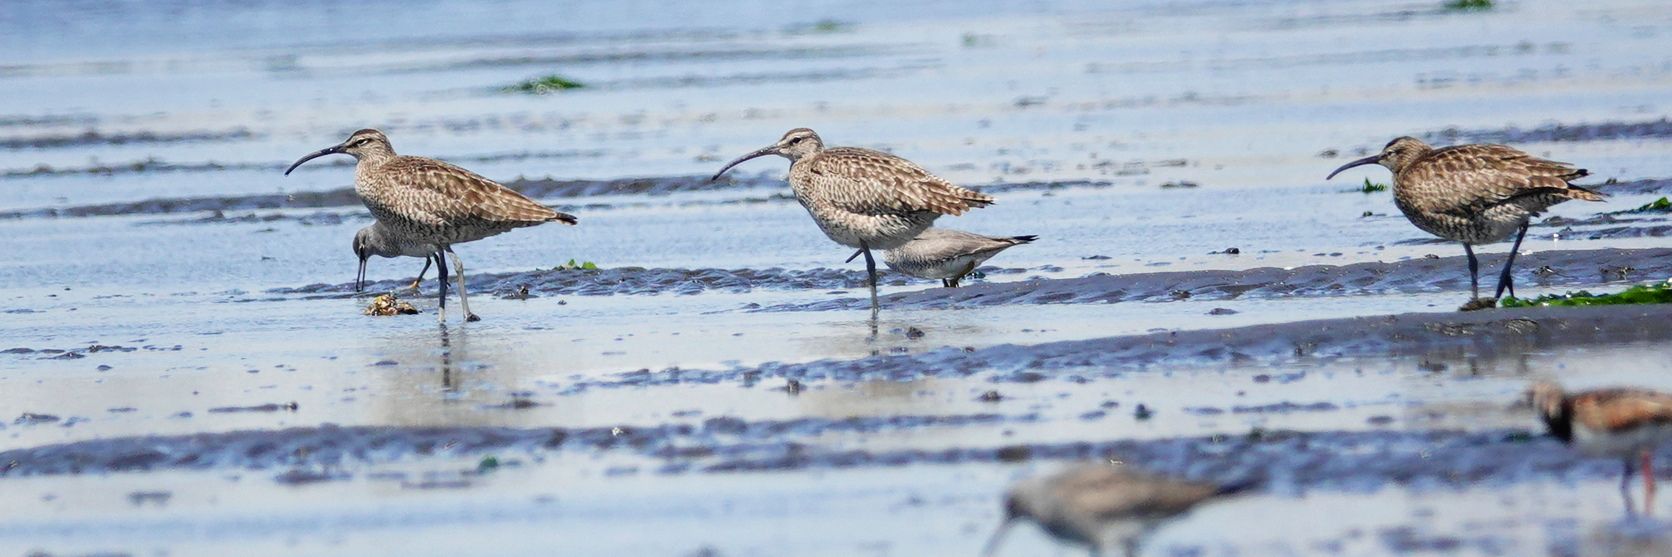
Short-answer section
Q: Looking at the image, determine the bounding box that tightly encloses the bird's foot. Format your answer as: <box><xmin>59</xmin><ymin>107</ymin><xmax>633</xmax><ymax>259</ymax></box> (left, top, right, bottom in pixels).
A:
<box><xmin>406</xmin><ymin>280</ymin><xmax>422</xmax><ymax>291</ymax></box>
<box><xmin>465</xmin><ymin>313</ymin><xmax>481</xmax><ymax>323</ymax></box>
<box><xmin>1458</xmin><ymin>298</ymin><xmax>1498</xmax><ymax>312</ymax></box>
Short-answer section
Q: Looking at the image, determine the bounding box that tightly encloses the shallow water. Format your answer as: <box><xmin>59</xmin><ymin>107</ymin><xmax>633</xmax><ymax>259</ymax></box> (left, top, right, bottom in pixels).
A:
<box><xmin>4</xmin><ymin>0</ymin><xmax>1672</xmax><ymax>555</ymax></box>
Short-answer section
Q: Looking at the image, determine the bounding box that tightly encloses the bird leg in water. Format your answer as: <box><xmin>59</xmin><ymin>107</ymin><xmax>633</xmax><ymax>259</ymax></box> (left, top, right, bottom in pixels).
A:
<box><xmin>1495</xmin><ymin>222</ymin><xmax>1530</xmax><ymax>300</ymax></box>
<box><xmin>446</xmin><ymin>247</ymin><xmax>480</xmax><ymax>322</ymax></box>
<box><xmin>409</xmin><ymin>255</ymin><xmax>434</xmax><ymax>291</ymax></box>
<box><xmin>434</xmin><ymin>249</ymin><xmax>449</xmax><ymax>323</ymax></box>
<box><xmin>1646</xmin><ymin>450</ymin><xmax>1658</xmax><ymax>517</ymax></box>
<box><xmin>859</xmin><ymin>241</ymin><xmax>879</xmax><ymax>311</ymax></box>
<box><xmin>1623</xmin><ymin>458</ymin><xmax>1640</xmax><ymax>517</ymax></box>
<box><xmin>1464</xmin><ymin>244</ymin><xmax>1480</xmax><ymax>300</ymax></box>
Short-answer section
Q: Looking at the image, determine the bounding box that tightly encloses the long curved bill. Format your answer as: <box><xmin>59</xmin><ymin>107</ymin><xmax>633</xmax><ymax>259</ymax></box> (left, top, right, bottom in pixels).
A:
<box><xmin>710</xmin><ymin>145</ymin><xmax>777</xmax><ymax>182</ymax></box>
<box><xmin>1326</xmin><ymin>155</ymin><xmax>1381</xmax><ymax>180</ymax></box>
<box><xmin>285</xmin><ymin>144</ymin><xmax>346</xmax><ymax>176</ymax></box>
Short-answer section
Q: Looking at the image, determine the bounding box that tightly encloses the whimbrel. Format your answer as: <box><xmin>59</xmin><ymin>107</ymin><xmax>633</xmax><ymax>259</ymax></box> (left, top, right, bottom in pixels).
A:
<box><xmin>982</xmin><ymin>464</ymin><xmax>1249</xmax><ymax>557</ymax></box>
<box><xmin>353</xmin><ymin>222</ymin><xmax>437</xmax><ymax>292</ymax></box>
<box><xmin>848</xmin><ymin>227</ymin><xmax>1035</xmax><ymax>287</ymax></box>
<box><xmin>1528</xmin><ymin>381</ymin><xmax>1672</xmax><ymax>515</ymax></box>
<box><xmin>287</xmin><ymin>129</ymin><xmax>577</xmax><ymax>322</ymax></box>
<box><xmin>1327</xmin><ymin>137</ymin><xmax>1603</xmax><ymax>309</ymax></box>
<box><xmin>710</xmin><ymin>128</ymin><xmax>993</xmax><ymax>309</ymax></box>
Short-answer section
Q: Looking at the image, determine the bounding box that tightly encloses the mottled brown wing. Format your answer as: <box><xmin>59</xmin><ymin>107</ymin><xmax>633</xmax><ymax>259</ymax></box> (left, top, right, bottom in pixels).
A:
<box><xmin>383</xmin><ymin>156</ymin><xmax>577</xmax><ymax>226</ymax></box>
<box><xmin>1404</xmin><ymin>144</ymin><xmax>1596</xmax><ymax>217</ymax></box>
<box><xmin>1570</xmin><ymin>389</ymin><xmax>1672</xmax><ymax>433</ymax></box>
<box><xmin>811</xmin><ymin>147</ymin><xmax>994</xmax><ymax>216</ymax></box>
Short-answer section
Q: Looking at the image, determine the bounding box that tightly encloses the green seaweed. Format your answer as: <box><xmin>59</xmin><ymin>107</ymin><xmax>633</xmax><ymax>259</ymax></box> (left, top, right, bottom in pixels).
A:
<box><xmin>790</xmin><ymin>19</ymin><xmax>851</xmax><ymax>34</ymax></box>
<box><xmin>478</xmin><ymin>456</ymin><xmax>500</xmax><ymax>473</ymax></box>
<box><xmin>1358</xmin><ymin>178</ymin><xmax>1387</xmax><ymax>194</ymax></box>
<box><xmin>1499</xmin><ymin>282</ymin><xmax>1672</xmax><ymax>308</ymax></box>
<box><xmin>555</xmin><ymin>259</ymin><xmax>598</xmax><ymax>271</ymax></box>
<box><xmin>1605</xmin><ymin>196</ymin><xmax>1672</xmax><ymax>216</ymax></box>
<box><xmin>502</xmin><ymin>75</ymin><xmax>585</xmax><ymax>94</ymax></box>
<box><xmin>1443</xmin><ymin>0</ymin><xmax>1493</xmax><ymax>11</ymax></box>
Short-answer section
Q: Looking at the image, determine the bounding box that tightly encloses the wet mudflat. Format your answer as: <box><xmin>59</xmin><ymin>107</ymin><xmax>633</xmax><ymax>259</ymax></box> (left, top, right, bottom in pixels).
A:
<box><xmin>4</xmin><ymin>0</ymin><xmax>1672</xmax><ymax>556</ymax></box>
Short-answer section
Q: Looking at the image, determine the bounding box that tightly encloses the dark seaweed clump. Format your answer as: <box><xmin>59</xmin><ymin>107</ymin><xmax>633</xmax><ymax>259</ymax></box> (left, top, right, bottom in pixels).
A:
<box><xmin>1500</xmin><ymin>282</ymin><xmax>1672</xmax><ymax>308</ymax></box>
<box><xmin>503</xmin><ymin>75</ymin><xmax>586</xmax><ymax>94</ymax></box>
<box><xmin>1443</xmin><ymin>0</ymin><xmax>1493</xmax><ymax>11</ymax></box>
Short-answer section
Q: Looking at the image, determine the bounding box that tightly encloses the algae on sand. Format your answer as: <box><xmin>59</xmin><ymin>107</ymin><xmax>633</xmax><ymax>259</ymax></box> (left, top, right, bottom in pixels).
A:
<box><xmin>1443</xmin><ymin>0</ymin><xmax>1493</xmax><ymax>12</ymax></box>
<box><xmin>1500</xmin><ymin>282</ymin><xmax>1672</xmax><ymax>308</ymax></box>
<box><xmin>1605</xmin><ymin>196</ymin><xmax>1672</xmax><ymax>216</ymax></box>
<box><xmin>503</xmin><ymin>75</ymin><xmax>585</xmax><ymax>95</ymax></box>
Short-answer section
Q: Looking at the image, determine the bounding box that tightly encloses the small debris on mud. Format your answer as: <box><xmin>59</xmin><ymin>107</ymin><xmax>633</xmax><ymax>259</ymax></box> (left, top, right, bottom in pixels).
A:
<box><xmin>1133</xmin><ymin>404</ymin><xmax>1154</xmax><ymax>420</ymax></box>
<box><xmin>1208</xmin><ymin>308</ymin><xmax>1239</xmax><ymax>315</ymax></box>
<box><xmin>14</xmin><ymin>413</ymin><xmax>60</xmax><ymax>425</ymax></box>
<box><xmin>903</xmin><ymin>327</ymin><xmax>925</xmax><ymax>339</ymax></box>
<box><xmin>976</xmin><ymin>390</ymin><xmax>1004</xmax><ymax>403</ymax></box>
<box><xmin>207</xmin><ymin>402</ymin><xmax>298</xmax><ymax>413</ymax></box>
<box><xmin>364</xmin><ymin>293</ymin><xmax>419</xmax><ymax>316</ymax></box>
<box><xmin>127</xmin><ymin>491</ymin><xmax>172</xmax><ymax>506</ymax></box>
<box><xmin>1159</xmin><ymin>181</ymin><xmax>1199</xmax><ymax>189</ymax></box>
<box><xmin>784</xmin><ymin>379</ymin><xmax>803</xmax><ymax>395</ymax></box>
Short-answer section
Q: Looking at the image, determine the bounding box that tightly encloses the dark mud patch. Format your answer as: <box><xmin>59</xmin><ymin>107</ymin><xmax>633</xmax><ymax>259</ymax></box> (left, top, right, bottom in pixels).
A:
<box><xmin>270</xmin><ymin>265</ymin><xmax>923</xmax><ymax>299</ymax></box>
<box><xmin>1430</xmin><ymin>118</ymin><xmax>1672</xmax><ymax>145</ymax></box>
<box><xmin>578</xmin><ymin>303</ymin><xmax>1672</xmax><ymax>391</ymax></box>
<box><xmin>0</xmin><ymin>127</ymin><xmax>256</xmax><ymax>150</ymax></box>
<box><xmin>760</xmin><ymin>248</ymin><xmax>1672</xmax><ymax>312</ymax></box>
<box><xmin>0</xmin><ymin>421</ymin><xmax>1658</xmax><ymax>495</ymax></box>
<box><xmin>0</xmin><ymin>413</ymin><xmax>1012</xmax><ymax>477</ymax></box>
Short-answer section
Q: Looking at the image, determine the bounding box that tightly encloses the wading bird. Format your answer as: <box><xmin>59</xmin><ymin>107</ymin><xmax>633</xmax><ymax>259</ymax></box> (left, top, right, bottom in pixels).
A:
<box><xmin>1327</xmin><ymin>137</ymin><xmax>1603</xmax><ymax>310</ymax></box>
<box><xmin>711</xmin><ymin>128</ymin><xmax>993</xmax><ymax>309</ymax></box>
<box><xmin>286</xmin><ymin>129</ymin><xmax>576</xmax><ymax>322</ymax></box>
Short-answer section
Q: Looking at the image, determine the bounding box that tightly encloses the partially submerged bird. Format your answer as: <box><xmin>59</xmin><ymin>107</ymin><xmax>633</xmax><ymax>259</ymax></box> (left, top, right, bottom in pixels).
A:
<box><xmin>353</xmin><ymin>223</ymin><xmax>436</xmax><ymax>293</ymax></box>
<box><xmin>983</xmin><ymin>464</ymin><xmax>1249</xmax><ymax>557</ymax></box>
<box><xmin>1327</xmin><ymin>137</ymin><xmax>1603</xmax><ymax>309</ymax></box>
<box><xmin>710</xmin><ymin>128</ymin><xmax>993</xmax><ymax>309</ymax></box>
<box><xmin>287</xmin><ymin>129</ymin><xmax>577</xmax><ymax>322</ymax></box>
<box><xmin>850</xmin><ymin>227</ymin><xmax>1036</xmax><ymax>287</ymax></box>
<box><xmin>1528</xmin><ymin>381</ymin><xmax>1672</xmax><ymax>515</ymax></box>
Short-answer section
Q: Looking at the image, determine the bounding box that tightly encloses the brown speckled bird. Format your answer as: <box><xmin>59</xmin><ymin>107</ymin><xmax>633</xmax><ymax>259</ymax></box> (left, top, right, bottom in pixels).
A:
<box><xmin>1529</xmin><ymin>381</ymin><xmax>1672</xmax><ymax>514</ymax></box>
<box><xmin>1327</xmin><ymin>137</ymin><xmax>1603</xmax><ymax>307</ymax></box>
<box><xmin>982</xmin><ymin>464</ymin><xmax>1250</xmax><ymax>557</ymax></box>
<box><xmin>710</xmin><ymin>128</ymin><xmax>993</xmax><ymax>309</ymax></box>
<box><xmin>286</xmin><ymin>129</ymin><xmax>577</xmax><ymax>322</ymax></box>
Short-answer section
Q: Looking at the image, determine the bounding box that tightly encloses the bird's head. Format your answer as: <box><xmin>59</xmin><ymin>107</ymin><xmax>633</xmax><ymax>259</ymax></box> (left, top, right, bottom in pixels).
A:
<box><xmin>286</xmin><ymin>128</ymin><xmax>395</xmax><ymax>175</ymax></box>
<box><xmin>710</xmin><ymin>127</ymin><xmax>824</xmax><ymax>181</ymax></box>
<box><xmin>1326</xmin><ymin>136</ymin><xmax>1432</xmax><ymax>179</ymax></box>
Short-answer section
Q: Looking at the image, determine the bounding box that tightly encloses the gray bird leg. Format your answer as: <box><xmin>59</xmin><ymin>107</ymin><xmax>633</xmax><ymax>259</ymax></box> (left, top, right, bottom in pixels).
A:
<box><xmin>410</xmin><ymin>256</ymin><xmax>434</xmax><ymax>291</ymax></box>
<box><xmin>1463</xmin><ymin>244</ymin><xmax>1480</xmax><ymax>300</ymax></box>
<box><xmin>434</xmin><ymin>249</ymin><xmax>449</xmax><ymax>323</ymax></box>
<box><xmin>1494</xmin><ymin>222</ymin><xmax>1529</xmax><ymax>300</ymax></box>
<box><xmin>859</xmin><ymin>240</ymin><xmax>879</xmax><ymax>311</ymax></box>
<box><xmin>446</xmin><ymin>247</ymin><xmax>479</xmax><ymax>322</ymax></box>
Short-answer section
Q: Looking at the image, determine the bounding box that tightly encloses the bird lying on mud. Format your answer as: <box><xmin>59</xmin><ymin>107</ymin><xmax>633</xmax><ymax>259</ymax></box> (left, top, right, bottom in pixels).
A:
<box><xmin>1327</xmin><ymin>137</ymin><xmax>1603</xmax><ymax>311</ymax></box>
<box><xmin>1528</xmin><ymin>381</ymin><xmax>1672</xmax><ymax>516</ymax></box>
<box><xmin>983</xmin><ymin>464</ymin><xmax>1251</xmax><ymax>557</ymax></box>
<box><xmin>285</xmin><ymin>128</ymin><xmax>576</xmax><ymax>323</ymax></box>
<box><xmin>845</xmin><ymin>227</ymin><xmax>1036</xmax><ymax>288</ymax></box>
<box><xmin>710</xmin><ymin>128</ymin><xmax>993</xmax><ymax>310</ymax></box>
